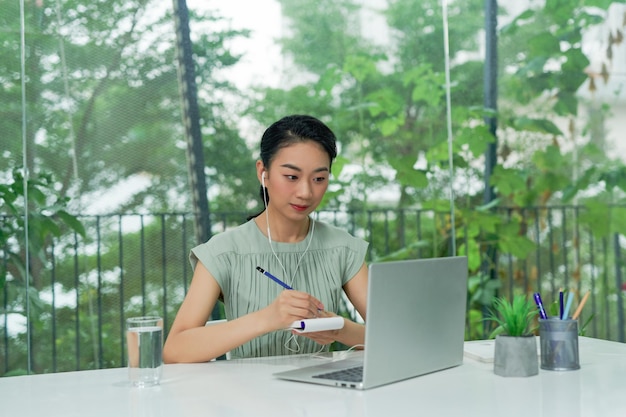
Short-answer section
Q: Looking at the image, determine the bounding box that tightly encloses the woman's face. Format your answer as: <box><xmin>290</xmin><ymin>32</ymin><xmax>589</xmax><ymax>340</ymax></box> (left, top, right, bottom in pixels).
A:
<box><xmin>261</xmin><ymin>140</ymin><xmax>331</xmax><ymax>222</ymax></box>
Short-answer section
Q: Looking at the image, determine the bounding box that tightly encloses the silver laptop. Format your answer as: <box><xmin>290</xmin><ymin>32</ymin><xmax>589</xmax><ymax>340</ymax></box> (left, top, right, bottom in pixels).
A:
<box><xmin>273</xmin><ymin>256</ymin><xmax>468</xmax><ymax>390</ymax></box>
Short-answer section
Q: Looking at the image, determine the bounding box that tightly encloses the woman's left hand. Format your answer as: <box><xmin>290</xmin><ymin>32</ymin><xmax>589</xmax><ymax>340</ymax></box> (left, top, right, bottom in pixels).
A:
<box><xmin>295</xmin><ymin>311</ymin><xmax>343</xmax><ymax>345</ymax></box>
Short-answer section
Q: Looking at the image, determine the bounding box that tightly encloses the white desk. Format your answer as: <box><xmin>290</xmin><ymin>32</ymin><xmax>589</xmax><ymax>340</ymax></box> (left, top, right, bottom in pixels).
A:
<box><xmin>1</xmin><ymin>336</ymin><xmax>625</xmax><ymax>417</ymax></box>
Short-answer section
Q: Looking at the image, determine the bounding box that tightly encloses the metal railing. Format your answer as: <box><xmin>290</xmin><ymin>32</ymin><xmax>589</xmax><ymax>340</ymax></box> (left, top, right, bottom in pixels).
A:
<box><xmin>1</xmin><ymin>206</ymin><xmax>625</xmax><ymax>376</ymax></box>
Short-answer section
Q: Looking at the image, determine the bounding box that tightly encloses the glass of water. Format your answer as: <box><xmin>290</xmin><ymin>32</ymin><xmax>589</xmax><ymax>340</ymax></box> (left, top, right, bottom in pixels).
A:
<box><xmin>126</xmin><ymin>316</ymin><xmax>163</xmax><ymax>387</ymax></box>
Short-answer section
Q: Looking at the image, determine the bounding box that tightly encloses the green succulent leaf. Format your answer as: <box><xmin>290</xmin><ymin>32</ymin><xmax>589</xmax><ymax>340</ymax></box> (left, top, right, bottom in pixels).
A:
<box><xmin>486</xmin><ymin>295</ymin><xmax>538</xmax><ymax>337</ymax></box>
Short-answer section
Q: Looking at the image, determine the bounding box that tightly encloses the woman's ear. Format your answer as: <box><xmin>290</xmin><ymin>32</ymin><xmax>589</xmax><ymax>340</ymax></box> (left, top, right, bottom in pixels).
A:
<box><xmin>255</xmin><ymin>160</ymin><xmax>265</xmax><ymax>184</ymax></box>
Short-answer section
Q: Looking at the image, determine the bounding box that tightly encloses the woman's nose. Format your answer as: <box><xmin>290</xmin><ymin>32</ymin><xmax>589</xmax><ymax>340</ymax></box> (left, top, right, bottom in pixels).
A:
<box><xmin>296</xmin><ymin>180</ymin><xmax>313</xmax><ymax>198</ymax></box>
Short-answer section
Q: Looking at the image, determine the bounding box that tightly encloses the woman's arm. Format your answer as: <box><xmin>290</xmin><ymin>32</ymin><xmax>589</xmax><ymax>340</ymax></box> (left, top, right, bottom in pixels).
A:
<box><xmin>342</xmin><ymin>262</ymin><xmax>368</xmax><ymax>322</ymax></box>
<box><xmin>299</xmin><ymin>262</ymin><xmax>368</xmax><ymax>348</ymax></box>
<box><xmin>163</xmin><ymin>262</ymin><xmax>324</xmax><ymax>363</ymax></box>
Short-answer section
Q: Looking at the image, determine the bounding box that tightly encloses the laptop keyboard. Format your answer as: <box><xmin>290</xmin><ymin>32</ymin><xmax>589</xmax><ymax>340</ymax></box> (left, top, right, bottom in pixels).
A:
<box><xmin>312</xmin><ymin>365</ymin><xmax>363</xmax><ymax>383</ymax></box>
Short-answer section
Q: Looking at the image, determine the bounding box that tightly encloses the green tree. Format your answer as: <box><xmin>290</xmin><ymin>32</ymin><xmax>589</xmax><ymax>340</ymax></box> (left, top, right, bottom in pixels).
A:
<box><xmin>0</xmin><ymin>0</ymin><xmax>257</xmax><ymax>375</ymax></box>
<box><xmin>0</xmin><ymin>0</ymin><xmax>257</xmax><ymax>215</ymax></box>
<box><xmin>490</xmin><ymin>1</ymin><xmax>626</xmax><ymax>263</ymax></box>
<box><xmin>494</xmin><ymin>0</ymin><xmax>617</xmax><ymax>206</ymax></box>
<box><xmin>248</xmin><ymin>0</ymin><xmax>489</xmax><ymax>256</ymax></box>
<box><xmin>246</xmin><ymin>1</ymin><xmax>626</xmax><ymax>335</ymax></box>
<box><xmin>0</xmin><ymin>169</ymin><xmax>85</xmax><ymax>375</ymax></box>
<box><xmin>251</xmin><ymin>0</ymin><xmax>487</xmax><ymax>212</ymax></box>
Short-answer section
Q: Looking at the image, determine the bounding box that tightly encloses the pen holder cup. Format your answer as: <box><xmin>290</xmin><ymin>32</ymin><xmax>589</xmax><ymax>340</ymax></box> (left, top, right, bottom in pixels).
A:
<box><xmin>539</xmin><ymin>318</ymin><xmax>580</xmax><ymax>371</ymax></box>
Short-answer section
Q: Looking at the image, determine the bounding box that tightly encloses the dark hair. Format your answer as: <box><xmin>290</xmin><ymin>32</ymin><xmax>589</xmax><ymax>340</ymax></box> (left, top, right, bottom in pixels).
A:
<box><xmin>248</xmin><ymin>115</ymin><xmax>338</xmax><ymax>220</ymax></box>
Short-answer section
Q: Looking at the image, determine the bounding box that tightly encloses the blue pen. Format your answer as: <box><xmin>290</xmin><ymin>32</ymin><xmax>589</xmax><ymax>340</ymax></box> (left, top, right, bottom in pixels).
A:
<box><xmin>559</xmin><ymin>290</ymin><xmax>564</xmax><ymax>319</ymax></box>
<box><xmin>562</xmin><ymin>291</ymin><xmax>574</xmax><ymax>319</ymax></box>
<box><xmin>256</xmin><ymin>266</ymin><xmax>293</xmax><ymax>290</ymax></box>
<box><xmin>533</xmin><ymin>293</ymin><xmax>548</xmax><ymax>319</ymax></box>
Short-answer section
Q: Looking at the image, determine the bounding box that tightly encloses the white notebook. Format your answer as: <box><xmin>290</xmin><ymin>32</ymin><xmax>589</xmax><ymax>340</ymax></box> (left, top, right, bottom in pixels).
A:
<box><xmin>463</xmin><ymin>340</ymin><xmax>497</xmax><ymax>363</ymax></box>
<box><xmin>289</xmin><ymin>317</ymin><xmax>344</xmax><ymax>333</ymax></box>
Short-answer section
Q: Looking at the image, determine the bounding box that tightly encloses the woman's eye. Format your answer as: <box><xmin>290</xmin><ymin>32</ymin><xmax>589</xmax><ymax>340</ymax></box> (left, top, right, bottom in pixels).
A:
<box><xmin>314</xmin><ymin>177</ymin><xmax>327</xmax><ymax>183</ymax></box>
<box><xmin>286</xmin><ymin>175</ymin><xmax>297</xmax><ymax>181</ymax></box>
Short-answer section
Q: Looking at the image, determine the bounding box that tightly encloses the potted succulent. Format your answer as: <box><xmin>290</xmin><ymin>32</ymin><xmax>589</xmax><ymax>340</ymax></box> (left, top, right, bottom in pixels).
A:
<box><xmin>487</xmin><ymin>294</ymin><xmax>539</xmax><ymax>377</ymax></box>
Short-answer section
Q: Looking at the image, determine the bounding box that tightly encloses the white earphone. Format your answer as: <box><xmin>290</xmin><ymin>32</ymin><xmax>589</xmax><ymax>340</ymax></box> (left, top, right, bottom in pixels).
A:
<box><xmin>259</xmin><ymin>166</ymin><xmax>314</xmax><ymax>352</ymax></box>
<box><xmin>261</xmin><ymin>172</ymin><xmax>267</xmax><ymax>207</ymax></box>
<box><xmin>261</xmin><ymin>167</ymin><xmax>314</xmax><ymax>293</ymax></box>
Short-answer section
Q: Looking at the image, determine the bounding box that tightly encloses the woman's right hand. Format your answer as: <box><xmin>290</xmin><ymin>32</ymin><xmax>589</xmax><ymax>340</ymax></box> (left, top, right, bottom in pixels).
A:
<box><xmin>264</xmin><ymin>290</ymin><xmax>324</xmax><ymax>330</ymax></box>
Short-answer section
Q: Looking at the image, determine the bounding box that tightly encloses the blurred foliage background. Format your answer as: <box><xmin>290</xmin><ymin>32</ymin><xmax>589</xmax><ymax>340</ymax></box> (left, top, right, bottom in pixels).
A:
<box><xmin>2</xmin><ymin>0</ymin><xmax>626</xmax><ymax>375</ymax></box>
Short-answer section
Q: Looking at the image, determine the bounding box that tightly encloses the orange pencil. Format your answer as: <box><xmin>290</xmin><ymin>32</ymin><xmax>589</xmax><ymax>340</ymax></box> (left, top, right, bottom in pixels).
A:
<box><xmin>572</xmin><ymin>291</ymin><xmax>590</xmax><ymax>320</ymax></box>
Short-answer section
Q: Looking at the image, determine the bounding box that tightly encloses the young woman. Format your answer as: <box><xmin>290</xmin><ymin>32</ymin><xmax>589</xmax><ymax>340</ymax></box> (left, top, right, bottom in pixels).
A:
<box><xmin>163</xmin><ymin>115</ymin><xmax>369</xmax><ymax>363</ymax></box>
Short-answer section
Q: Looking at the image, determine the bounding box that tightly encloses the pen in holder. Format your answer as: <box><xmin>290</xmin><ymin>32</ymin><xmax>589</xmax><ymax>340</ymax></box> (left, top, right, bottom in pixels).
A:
<box><xmin>539</xmin><ymin>318</ymin><xmax>580</xmax><ymax>371</ymax></box>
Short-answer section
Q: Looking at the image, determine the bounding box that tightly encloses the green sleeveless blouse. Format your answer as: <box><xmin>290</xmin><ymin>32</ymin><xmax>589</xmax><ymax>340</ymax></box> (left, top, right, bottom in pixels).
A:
<box><xmin>190</xmin><ymin>218</ymin><xmax>368</xmax><ymax>359</ymax></box>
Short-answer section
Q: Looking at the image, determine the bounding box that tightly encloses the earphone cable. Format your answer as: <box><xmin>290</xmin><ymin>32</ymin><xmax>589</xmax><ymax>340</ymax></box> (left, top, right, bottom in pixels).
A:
<box><xmin>262</xmin><ymin>178</ymin><xmax>315</xmax><ymax>288</ymax></box>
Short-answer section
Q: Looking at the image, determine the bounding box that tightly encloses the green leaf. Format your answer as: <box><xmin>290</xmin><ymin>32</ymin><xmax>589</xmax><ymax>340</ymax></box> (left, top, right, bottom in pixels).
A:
<box><xmin>486</xmin><ymin>295</ymin><xmax>538</xmax><ymax>337</ymax></box>
<box><xmin>527</xmin><ymin>32</ymin><xmax>561</xmax><ymax>58</ymax></box>
<box><xmin>580</xmin><ymin>201</ymin><xmax>611</xmax><ymax>237</ymax></box>
<box><xmin>511</xmin><ymin>116</ymin><xmax>563</xmax><ymax>135</ymax></box>
<box><xmin>533</xmin><ymin>145</ymin><xmax>565</xmax><ymax>171</ymax></box>
<box><xmin>27</xmin><ymin>185</ymin><xmax>48</xmax><ymax>206</ymax></box>
<box><xmin>38</xmin><ymin>216</ymin><xmax>62</xmax><ymax>239</ymax></box>
<box><xmin>600</xmin><ymin>166</ymin><xmax>626</xmax><ymax>192</ymax></box>
<box><xmin>457</xmin><ymin>238</ymin><xmax>481</xmax><ymax>270</ymax></box>
<box><xmin>497</xmin><ymin>221</ymin><xmax>537</xmax><ymax>259</ymax></box>
<box><xmin>464</xmin><ymin>210</ymin><xmax>501</xmax><ymax>235</ymax></box>
<box><xmin>344</xmin><ymin>54</ymin><xmax>379</xmax><ymax>83</ymax></box>
<box><xmin>379</xmin><ymin>114</ymin><xmax>406</xmax><ymax>136</ymax></box>
<box><xmin>56</xmin><ymin>210</ymin><xmax>87</xmax><ymax>238</ymax></box>
<box><xmin>456</xmin><ymin>125</ymin><xmax>495</xmax><ymax>157</ymax></box>
<box><xmin>364</xmin><ymin>88</ymin><xmax>404</xmax><ymax>118</ymax></box>
<box><xmin>560</xmin><ymin>49</ymin><xmax>589</xmax><ymax>86</ymax></box>
<box><xmin>0</xmin><ymin>185</ymin><xmax>19</xmax><ymax>215</ymax></box>
<box><xmin>402</xmin><ymin>64</ymin><xmax>445</xmax><ymax>107</ymax></box>
<box><xmin>490</xmin><ymin>166</ymin><xmax>527</xmax><ymax>197</ymax></box>
<box><xmin>474</xmin><ymin>198</ymin><xmax>501</xmax><ymax>212</ymax></box>
<box><xmin>331</xmin><ymin>155</ymin><xmax>349</xmax><ymax>179</ymax></box>
<box><xmin>554</xmin><ymin>91</ymin><xmax>579</xmax><ymax>116</ymax></box>
<box><xmin>316</xmin><ymin>65</ymin><xmax>343</xmax><ymax>94</ymax></box>
<box><xmin>611</xmin><ymin>207</ymin><xmax>626</xmax><ymax>235</ymax></box>
<box><xmin>500</xmin><ymin>10</ymin><xmax>531</xmax><ymax>36</ymax></box>
<box><xmin>544</xmin><ymin>0</ymin><xmax>576</xmax><ymax>25</ymax></box>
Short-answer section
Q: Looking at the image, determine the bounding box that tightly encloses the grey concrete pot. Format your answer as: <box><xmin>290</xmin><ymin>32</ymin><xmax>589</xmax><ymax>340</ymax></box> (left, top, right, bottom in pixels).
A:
<box><xmin>493</xmin><ymin>334</ymin><xmax>539</xmax><ymax>377</ymax></box>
